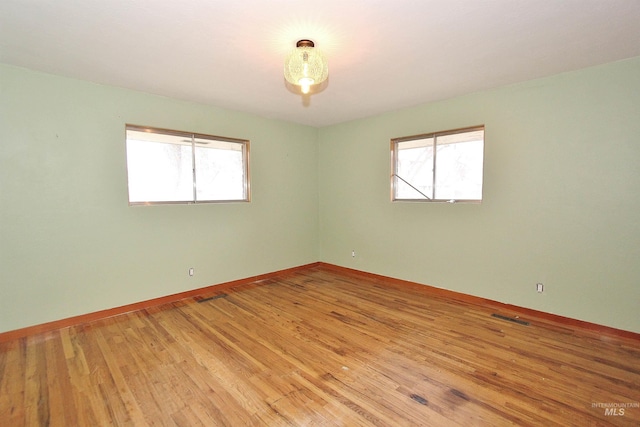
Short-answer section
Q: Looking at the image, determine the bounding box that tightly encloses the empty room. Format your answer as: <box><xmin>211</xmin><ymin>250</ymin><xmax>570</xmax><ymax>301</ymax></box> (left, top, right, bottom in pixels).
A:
<box><xmin>1</xmin><ymin>1</ymin><xmax>639</xmax><ymax>425</ymax></box>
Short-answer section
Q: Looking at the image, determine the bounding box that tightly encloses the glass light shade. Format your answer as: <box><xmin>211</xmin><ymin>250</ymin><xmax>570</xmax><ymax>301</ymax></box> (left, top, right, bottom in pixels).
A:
<box><xmin>284</xmin><ymin>43</ymin><xmax>328</xmax><ymax>93</ymax></box>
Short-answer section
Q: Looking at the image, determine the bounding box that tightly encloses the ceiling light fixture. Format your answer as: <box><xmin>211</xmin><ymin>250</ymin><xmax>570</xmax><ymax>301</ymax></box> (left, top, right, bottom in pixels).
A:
<box><xmin>284</xmin><ymin>39</ymin><xmax>328</xmax><ymax>94</ymax></box>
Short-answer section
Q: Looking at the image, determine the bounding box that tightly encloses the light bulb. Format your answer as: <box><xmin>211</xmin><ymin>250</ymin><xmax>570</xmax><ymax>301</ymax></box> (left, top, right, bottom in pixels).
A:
<box><xmin>299</xmin><ymin>77</ymin><xmax>314</xmax><ymax>94</ymax></box>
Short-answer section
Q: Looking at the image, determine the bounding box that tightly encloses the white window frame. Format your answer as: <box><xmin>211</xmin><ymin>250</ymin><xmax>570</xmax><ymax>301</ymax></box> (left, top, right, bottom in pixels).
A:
<box><xmin>390</xmin><ymin>125</ymin><xmax>484</xmax><ymax>203</ymax></box>
<box><xmin>125</xmin><ymin>124</ymin><xmax>250</xmax><ymax>205</ymax></box>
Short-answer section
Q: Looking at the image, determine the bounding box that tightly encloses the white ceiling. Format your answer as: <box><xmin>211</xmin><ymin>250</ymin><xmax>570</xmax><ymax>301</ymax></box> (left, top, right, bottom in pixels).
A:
<box><xmin>2</xmin><ymin>0</ymin><xmax>640</xmax><ymax>127</ymax></box>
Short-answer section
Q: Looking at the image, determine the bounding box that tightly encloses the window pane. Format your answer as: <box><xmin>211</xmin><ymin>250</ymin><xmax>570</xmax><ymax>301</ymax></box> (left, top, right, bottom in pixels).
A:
<box><xmin>396</xmin><ymin>138</ymin><xmax>434</xmax><ymax>199</ymax></box>
<box><xmin>126</xmin><ymin>131</ymin><xmax>193</xmax><ymax>203</ymax></box>
<box><xmin>194</xmin><ymin>141</ymin><xmax>245</xmax><ymax>201</ymax></box>
<box><xmin>434</xmin><ymin>137</ymin><xmax>484</xmax><ymax>200</ymax></box>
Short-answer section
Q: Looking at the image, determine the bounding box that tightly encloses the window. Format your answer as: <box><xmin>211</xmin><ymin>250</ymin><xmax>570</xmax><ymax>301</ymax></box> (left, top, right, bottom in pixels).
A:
<box><xmin>391</xmin><ymin>126</ymin><xmax>484</xmax><ymax>202</ymax></box>
<box><xmin>125</xmin><ymin>125</ymin><xmax>250</xmax><ymax>204</ymax></box>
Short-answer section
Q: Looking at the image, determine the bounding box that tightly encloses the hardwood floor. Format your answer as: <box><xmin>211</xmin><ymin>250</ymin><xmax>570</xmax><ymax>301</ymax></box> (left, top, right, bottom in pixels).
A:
<box><xmin>1</xmin><ymin>266</ymin><xmax>639</xmax><ymax>426</ymax></box>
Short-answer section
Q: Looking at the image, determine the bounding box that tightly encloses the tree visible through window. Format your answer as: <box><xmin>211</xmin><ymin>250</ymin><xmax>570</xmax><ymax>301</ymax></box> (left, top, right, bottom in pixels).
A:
<box><xmin>391</xmin><ymin>126</ymin><xmax>484</xmax><ymax>202</ymax></box>
<box><xmin>126</xmin><ymin>125</ymin><xmax>250</xmax><ymax>204</ymax></box>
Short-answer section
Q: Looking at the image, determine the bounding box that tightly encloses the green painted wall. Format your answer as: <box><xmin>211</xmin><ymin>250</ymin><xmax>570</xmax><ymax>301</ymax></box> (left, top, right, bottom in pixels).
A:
<box><xmin>318</xmin><ymin>57</ymin><xmax>640</xmax><ymax>333</ymax></box>
<box><xmin>0</xmin><ymin>64</ymin><xmax>319</xmax><ymax>333</ymax></box>
<box><xmin>2</xmin><ymin>57</ymin><xmax>639</xmax><ymax>335</ymax></box>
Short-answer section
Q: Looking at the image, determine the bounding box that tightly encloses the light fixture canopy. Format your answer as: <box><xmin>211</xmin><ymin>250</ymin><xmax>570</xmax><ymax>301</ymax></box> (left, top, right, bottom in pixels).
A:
<box><xmin>284</xmin><ymin>39</ymin><xmax>328</xmax><ymax>94</ymax></box>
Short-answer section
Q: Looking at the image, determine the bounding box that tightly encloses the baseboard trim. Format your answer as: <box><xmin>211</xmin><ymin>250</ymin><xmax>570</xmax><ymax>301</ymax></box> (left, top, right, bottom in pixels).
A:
<box><xmin>317</xmin><ymin>262</ymin><xmax>640</xmax><ymax>341</ymax></box>
<box><xmin>0</xmin><ymin>262</ymin><xmax>320</xmax><ymax>343</ymax></box>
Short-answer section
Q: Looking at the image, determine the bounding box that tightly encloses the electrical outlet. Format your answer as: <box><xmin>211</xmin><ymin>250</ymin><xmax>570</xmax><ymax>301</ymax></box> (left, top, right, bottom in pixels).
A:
<box><xmin>351</xmin><ymin>250</ymin><xmax>356</xmax><ymax>258</ymax></box>
<box><xmin>536</xmin><ymin>283</ymin><xmax>544</xmax><ymax>293</ymax></box>
<box><xmin>189</xmin><ymin>268</ymin><xmax>194</xmax><ymax>277</ymax></box>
